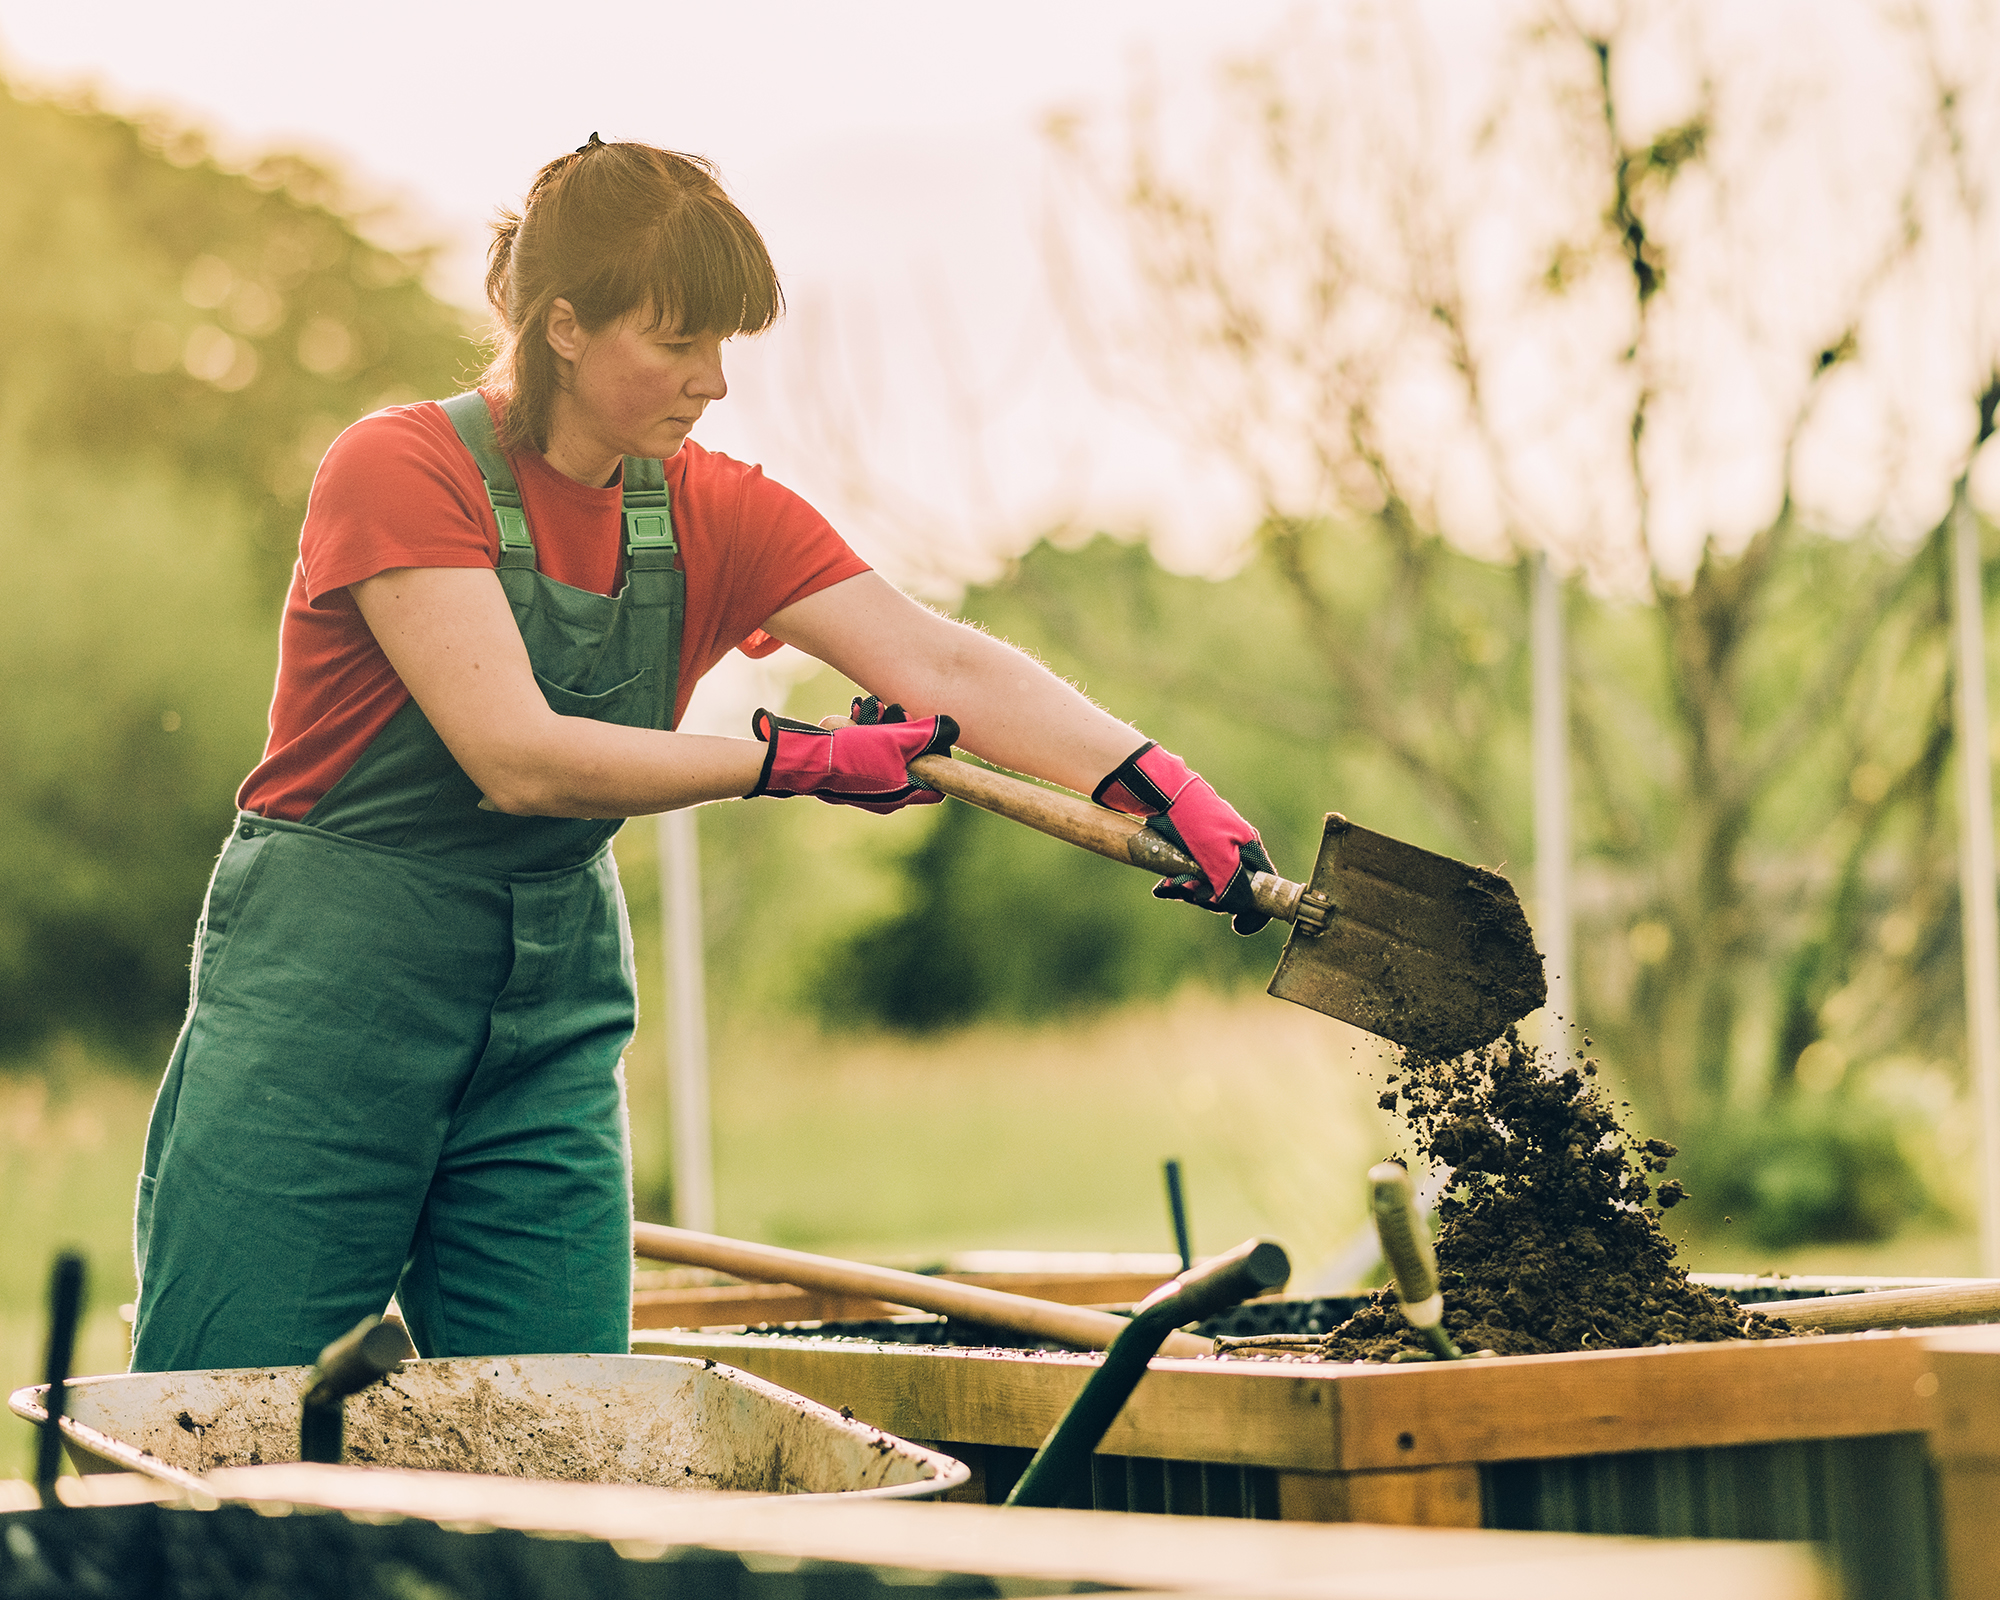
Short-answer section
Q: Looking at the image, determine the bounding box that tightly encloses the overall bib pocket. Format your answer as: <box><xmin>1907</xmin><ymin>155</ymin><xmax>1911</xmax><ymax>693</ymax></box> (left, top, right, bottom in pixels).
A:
<box><xmin>535</xmin><ymin>666</ymin><xmax>653</xmax><ymax>721</ymax></box>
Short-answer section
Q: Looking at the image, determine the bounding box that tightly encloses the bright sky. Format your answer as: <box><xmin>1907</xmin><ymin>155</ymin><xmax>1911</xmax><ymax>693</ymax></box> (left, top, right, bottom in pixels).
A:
<box><xmin>1</xmin><ymin>0</ymin><xmax>1346</xmax><ymax>722</ymax></box>
<box><xmin>6</xmin><ymin>2</ymin><xmax>1996</xmax><ymax>638</ymax></box>
<box><xmin>0</xmin><ymin>1</ymin><xmax>1304</xmax><ymax>575</ymax></box>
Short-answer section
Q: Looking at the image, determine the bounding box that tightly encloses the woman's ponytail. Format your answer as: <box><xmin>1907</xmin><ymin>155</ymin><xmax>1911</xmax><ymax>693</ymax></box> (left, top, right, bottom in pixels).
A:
<box><xmin>484</xmin><ymin>209</ymin><xmax>522</xmax><ymax>324</ymax></box>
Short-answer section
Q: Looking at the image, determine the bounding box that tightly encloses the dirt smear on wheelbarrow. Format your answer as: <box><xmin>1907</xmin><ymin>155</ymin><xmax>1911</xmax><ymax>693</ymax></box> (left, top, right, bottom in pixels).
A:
<box><xmin>1291</xmin><ymin>1029</ymin><xmax>1786</xmax><ymax>1361</ymax></box>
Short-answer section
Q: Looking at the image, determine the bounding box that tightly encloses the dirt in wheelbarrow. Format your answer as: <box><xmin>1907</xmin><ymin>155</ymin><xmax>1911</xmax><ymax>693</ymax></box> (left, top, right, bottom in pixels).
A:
<box><xmin>1246</xmin><ymin>1029</ymin><xmax>1790</xmax><ymax>1363</ymax></box>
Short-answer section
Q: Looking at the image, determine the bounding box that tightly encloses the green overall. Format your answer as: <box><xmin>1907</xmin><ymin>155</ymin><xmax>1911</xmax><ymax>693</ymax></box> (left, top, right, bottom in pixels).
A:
<box><xmin>132</xmin><ymin>393</ymin><xmax>684</xmax><ymax>1372</ymax></box>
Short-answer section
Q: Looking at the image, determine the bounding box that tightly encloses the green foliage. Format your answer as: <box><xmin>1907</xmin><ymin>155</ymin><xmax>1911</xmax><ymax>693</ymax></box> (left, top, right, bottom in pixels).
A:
<box><xmin>1566</xmin><ymin>518</ymin><xmax>1974</xmax><ymax>1131</ymax></box>
<box><xmin>0</xmin><ymin>82</ymin><xmax>473</xmax><ymax>1060</ymax></box>
<box><xmin>783</xmin><ymin>520</ymin><xmax>1981</xmax><ymax>1253</ymax></box>
<box><xmin>1680</xmin><ymin>1095</ymin><xmax>1929</xmax><ymax>1250</ymax></box>
<box><xmin>803</xmin><ymin>532</ymin><xmax>1533</xmax><ymax>1031</ymax></box>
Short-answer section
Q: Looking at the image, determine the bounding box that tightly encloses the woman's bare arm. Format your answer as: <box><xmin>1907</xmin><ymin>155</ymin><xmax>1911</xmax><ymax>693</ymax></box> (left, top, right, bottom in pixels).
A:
<box><xmin>765</xmin><ymin>572</ymin><xmax>1143</xmax><ymax>793</ymax></box>
<box><xmin>353</xmin><ymin>565</ymin><xmax>1146</xmax><ymax>819</ymax></box>
<box><xmin>350</xmin><ymin>566</ymin><xmax>764</xmax><ymax>816</ymax></box>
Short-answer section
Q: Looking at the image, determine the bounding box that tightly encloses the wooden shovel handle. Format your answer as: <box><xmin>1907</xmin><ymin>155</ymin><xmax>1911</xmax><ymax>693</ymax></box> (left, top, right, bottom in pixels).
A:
<box><xmin>908</xmin><ymin>754</ymin><xmax>1323</xmax><ymax>931</ymax></box>
<box><xmin>632</xmin><ymin>1223</ymin><xmax>1213</xmax><ymax>1358</ymax></box>
<box><xmin>1748</xmin><ymin>1279</ymin><xmax>2000</xmax><ymax>1333</ymax></box>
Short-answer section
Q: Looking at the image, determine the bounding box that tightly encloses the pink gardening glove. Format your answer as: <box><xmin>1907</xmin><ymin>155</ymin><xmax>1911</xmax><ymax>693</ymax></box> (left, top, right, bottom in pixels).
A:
<box><xmin>1094</xmin><ymin>742</ymin><xmax>1276</xmax><ymax>934</ymax></box>
<box><xmin>747</xmin><ymin>704</ymin><xmax>958</xmax><ymax>814</ymax></box>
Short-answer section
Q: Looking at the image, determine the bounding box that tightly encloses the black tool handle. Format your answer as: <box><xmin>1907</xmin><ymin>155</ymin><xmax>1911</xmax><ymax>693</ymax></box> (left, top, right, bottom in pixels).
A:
<box><xmin>36</xmin><ymin>1251</ymin><xmax>87</xmax><ymax>1504</ymax></box>
<box><xmin>1163</xmin><ymin>1159</ymin><xmax>1192</xmax><ymax>1273</ymax></box>
<box><xmin>299</xmin><ymin>1315</ymin><xmax>413</xmax><ymax>1464</ymax></box>
<box><xmin>300</xmin><ymin>1316</ymin><xmax>413</xmax><ymax>1410</ymax></box>
<box><xmin>1006</xmin><ymin>1237</ymin><xmax>1291</xmax><ymax>1509</ymax></box>
<box><xmin>1136</xmin><ymin>1236</ymin><xmax>1291</xmax><ymax>1326</ymax></box>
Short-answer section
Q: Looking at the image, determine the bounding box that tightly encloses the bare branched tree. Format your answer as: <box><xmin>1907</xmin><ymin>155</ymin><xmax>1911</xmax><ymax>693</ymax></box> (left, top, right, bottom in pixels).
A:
<box><xmin>1048</xmin><ymin>0</ymin><xmax>2000</xmax><ymax>1139</ymax></box>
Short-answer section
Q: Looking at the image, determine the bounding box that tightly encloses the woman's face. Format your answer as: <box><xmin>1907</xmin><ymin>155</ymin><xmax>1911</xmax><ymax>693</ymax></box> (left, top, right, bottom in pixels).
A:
<box><xmin>545</xmin><ymin>298</ymin><xmax>728</xmax><ymax>473</ymax></box>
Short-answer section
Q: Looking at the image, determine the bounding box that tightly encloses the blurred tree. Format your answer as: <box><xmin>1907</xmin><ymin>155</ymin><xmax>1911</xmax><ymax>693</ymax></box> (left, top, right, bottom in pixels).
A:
<box><xmin>807</xmin><ymin>531</ymin><xmax>1532</xmax><ymax>1030</ymax></box>
<box><xmin>0</xmin><ymin>81</ymin><xmax>473</xmax><ymax>1060</ymax></box>
<box><xmin>1036</xmin><ymin>0</ymin><xmax>2000</xmax><ymax>1220</ymax></box>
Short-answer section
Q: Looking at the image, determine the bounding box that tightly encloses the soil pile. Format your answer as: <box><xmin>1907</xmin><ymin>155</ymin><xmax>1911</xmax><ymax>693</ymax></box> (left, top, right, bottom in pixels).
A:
<box><xmin>1308</xmin><ymin>1028</ymin><xmax>1785</xmax><ymax>1360</ymax></box>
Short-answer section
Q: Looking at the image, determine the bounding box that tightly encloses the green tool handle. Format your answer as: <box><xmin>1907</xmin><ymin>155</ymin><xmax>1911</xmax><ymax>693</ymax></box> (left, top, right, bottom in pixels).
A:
<box><xmin>1006</xmin><ymin>1237</ymin><xmax>1290</xmax><ymax>1509</ymax></box>
<box><xmin>1135</xmin><ymin>1237</ymin><xmax>1292</xmax><ymax>1325</ymax></box>
<box><xmin>1370</xmin><ymin>1163</ymin><xmax>1460</xmax><ymax>1359</ymax></box>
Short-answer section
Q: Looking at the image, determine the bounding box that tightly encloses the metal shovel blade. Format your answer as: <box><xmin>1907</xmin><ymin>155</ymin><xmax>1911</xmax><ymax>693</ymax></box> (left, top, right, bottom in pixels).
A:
<box><xmin>1267</xmin><ymin>814</ymin><xmax>1546</xmax><ymax>1058</ymax></box>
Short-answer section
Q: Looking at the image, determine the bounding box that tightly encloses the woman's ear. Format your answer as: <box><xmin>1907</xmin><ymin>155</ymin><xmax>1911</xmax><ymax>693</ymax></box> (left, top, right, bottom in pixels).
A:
<box><xmin>544</xmin><ymin>297</ymin><xmax>585</xmax><ymax>365</ymax></box>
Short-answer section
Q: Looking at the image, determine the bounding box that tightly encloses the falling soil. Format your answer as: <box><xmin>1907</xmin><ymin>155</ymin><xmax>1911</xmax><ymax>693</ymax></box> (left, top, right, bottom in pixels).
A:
<box><xmin>1258</xmin><ymin>1028</ymin><xmax>1788</xmax><ymax>1362</ymax></box>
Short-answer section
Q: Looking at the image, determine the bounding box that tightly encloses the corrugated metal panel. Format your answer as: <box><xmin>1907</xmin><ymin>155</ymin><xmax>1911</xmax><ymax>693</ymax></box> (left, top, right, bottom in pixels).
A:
<box><xmin>1484</xmin><ymin>1432</ymin><xmax>1938</xmax><ymax>1600</ymax></box>
<box><xmin>971</xmin><ymin>1442</ymin><xmax>1280</xmax><ymax>1518</ymax></box>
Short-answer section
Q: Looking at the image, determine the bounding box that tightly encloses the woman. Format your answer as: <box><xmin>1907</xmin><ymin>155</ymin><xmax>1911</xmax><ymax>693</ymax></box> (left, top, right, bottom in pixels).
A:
<box><xmin>131</xmin><ymin>137</ymin><xmax>1274</xmax><ymax>1373</ymax></box>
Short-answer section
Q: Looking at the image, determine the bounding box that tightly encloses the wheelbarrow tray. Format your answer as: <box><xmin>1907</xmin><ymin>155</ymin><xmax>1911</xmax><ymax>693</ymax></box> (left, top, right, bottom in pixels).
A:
<box><xmin>9</xmin><ymin>1352</ymin><xmax>965</xmax><ymax>1501</ymax></box>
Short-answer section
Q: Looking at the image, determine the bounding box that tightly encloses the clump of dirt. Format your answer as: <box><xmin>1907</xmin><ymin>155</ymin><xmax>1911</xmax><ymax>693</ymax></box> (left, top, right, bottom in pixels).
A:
<box><xmin>1375</xmin><ymin>866</ymin><xmax>1548</xmax><ymax>1061</ymax></box>
<box><xmin>1455</xmin><ymin>868</ymin><xmax>1548</xmax><ymax>1007</ymax></box>
<box><xmin>1307</xmin><ymin>1028</ymin><xmax>1786</xmax><ymax>1361</ymax></box>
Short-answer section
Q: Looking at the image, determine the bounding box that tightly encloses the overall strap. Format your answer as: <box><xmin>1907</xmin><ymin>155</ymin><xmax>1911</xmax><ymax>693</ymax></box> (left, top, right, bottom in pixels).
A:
<box><xmin>620</xmin><ymin>455</ymin><xmax>678</xmax><ymax>568</ymax></box>
<box><xmin>439</xmin><ymin>392</ymin><xmax>536</xmax><ymax>570</ymax></box>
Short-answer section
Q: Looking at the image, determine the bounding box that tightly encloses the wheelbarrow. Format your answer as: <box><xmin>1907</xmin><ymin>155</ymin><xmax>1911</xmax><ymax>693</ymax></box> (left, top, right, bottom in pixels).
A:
<box><xmin>11</xmin><ymin>1326</ymin><xmax>965</xmax><ymax>1502</ymax></box>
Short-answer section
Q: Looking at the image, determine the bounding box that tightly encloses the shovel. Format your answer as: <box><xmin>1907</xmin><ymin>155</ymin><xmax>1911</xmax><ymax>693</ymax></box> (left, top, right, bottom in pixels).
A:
<box><xmin>908</xmin><ymin>755</ymin><xmax>1546</xmax><ymax>1058</ymax></box>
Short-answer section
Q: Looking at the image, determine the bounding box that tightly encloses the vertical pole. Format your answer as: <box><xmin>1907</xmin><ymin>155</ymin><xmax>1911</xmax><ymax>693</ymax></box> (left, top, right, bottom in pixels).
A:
<box><xmin>1163</xmin><ymin>1159</ymin><xmax>1192</xmax><ymax>1272</ymax></box>
<box><xmin>1950</xmin><ymin>479</ymin><xmax>2000</xmax><ymax>1274</ymax></box>
<box><xmin>658</xmin><ymin>807</ymin><xmax>715</xmax><ymax>1234</ymax></box>
<box><xmin>1532</xmin><ymin>552</ymin><xmax>1575</xmax><ymax>1062</ymax></box>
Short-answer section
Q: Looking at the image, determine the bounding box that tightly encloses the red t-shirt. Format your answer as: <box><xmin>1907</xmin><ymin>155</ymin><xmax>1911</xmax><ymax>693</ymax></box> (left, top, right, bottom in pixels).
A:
<box><xmin>238</xmin><ymin>395</ymin><xmax>870</xmax><ymax>820</ymax></box>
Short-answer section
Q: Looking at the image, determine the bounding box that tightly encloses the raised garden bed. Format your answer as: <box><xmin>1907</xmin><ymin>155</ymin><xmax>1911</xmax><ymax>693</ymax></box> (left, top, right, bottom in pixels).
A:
<box><xmin>1</xmin><ymin>1464</ymin><xmax>1833</xmax><ymax>1600</ymax></box>
<box><xmin>635</xmin><ymin>1313</ymin><xmax>1946</xmax><ymax>1599</ymax></box>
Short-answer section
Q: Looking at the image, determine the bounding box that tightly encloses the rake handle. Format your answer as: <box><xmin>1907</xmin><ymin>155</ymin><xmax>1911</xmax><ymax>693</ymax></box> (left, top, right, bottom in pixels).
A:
<box><xmin>909</xmin><ymin>755</ymin><xmax>1325</xmax><ymax>931</ymax></box>
<box><xmin>633</xmin><ymin>1223</ymin><xmax>1213</xmax><ymax>1357</ymax></box>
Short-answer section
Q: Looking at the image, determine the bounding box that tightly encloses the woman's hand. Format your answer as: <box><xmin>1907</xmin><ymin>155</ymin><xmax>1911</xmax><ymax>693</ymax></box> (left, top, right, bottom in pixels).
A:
<box><xmin>746</xmin><ymin>705</ymin><xmax>958</xmax><ymax>812</ymax></box>
<box><xmin>350</xmin><ymin>566</ymin><xmax>764</xmax><ymax>816</ymax></box>
<box><xmin>1093</xmin><ymin>742</ymin><xmax>1277</xmax><ymax>934</ymax></box>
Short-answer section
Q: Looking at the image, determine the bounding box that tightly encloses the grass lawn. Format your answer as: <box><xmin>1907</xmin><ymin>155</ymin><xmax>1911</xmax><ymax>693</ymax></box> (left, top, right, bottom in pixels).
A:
<box><xmin>0</xmin><ymin>990</ymin><xmax>1397</xmax><ymax>1475</ymax></box>
<box><xmin>3</xmin><ymin>988</ymin><xmax>1982</xmax><ymax>1479</ymax></box>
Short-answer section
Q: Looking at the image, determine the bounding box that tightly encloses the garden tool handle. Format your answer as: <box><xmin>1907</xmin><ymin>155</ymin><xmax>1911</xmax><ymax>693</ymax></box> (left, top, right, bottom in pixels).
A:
<box><xmin>36</xmin><ymin>1251</ymin><xmax>86</xmax><ymax>1505</ymax></box>
<box><xmin>1371</xmin><ymin>1162</ymin><xmax>1461</xmax><ymax>1359</ymax></box>
<box><xmin>1749</xmin><ymin>1279</ymin><xmax>2000</xmax><ymax>1332</ymax></box>
<box><xmin>633</xmin><ymin>1223</ymin><xmax>1213</xmax><ymax>1357</ymax></box>
<box><xmin>1006</xmin><ymin>1236</ymin><xmax>1290</xmax><ymax>1509</ymax></box>
<box><xmin>299</xmin><ymin>1314</ymin><xmax>413</xmax><ymax>1467</ymax></box>
<box><xmin>907</xmin><ymin>755</ymin><xmax>1330</xmax><ymax>934</ymax></box>
<box><xmin>300</xmin><ymin>1316</ymin><xmax>414</xmax><ymax>1411</ymax></box>
<box><xmin>1136</xmin><ymin>1236</ymin><xmax>1292</xmax><ymax>1326</ymax></box>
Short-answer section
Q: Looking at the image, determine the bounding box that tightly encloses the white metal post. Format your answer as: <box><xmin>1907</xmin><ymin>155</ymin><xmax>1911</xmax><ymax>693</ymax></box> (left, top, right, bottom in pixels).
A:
<box><xmin>658</xmin><ymin>807</ymin><xmax>715</xmax><ymax>1234</ymax></box>
<box><xmin>1950</xmin><ymin>479</ymin><xmax>2000</xmax><ymax>1273</ymax></box>
<box><xmin>1531</xmin><ymin>552</ymin><xmax>1575</xmax><ymax>1062</ymax></box>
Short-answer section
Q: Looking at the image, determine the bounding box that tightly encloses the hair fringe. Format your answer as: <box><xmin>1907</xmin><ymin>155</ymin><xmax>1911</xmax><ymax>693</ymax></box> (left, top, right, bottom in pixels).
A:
<box><xmin>479</xmin><ymin>141</ymin><xmax>781</xmax><ymax>453</ymax></box>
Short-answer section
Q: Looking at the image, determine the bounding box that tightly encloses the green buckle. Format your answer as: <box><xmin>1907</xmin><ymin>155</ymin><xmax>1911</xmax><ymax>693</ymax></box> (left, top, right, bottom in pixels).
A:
<box><xmin>491</xmin><ymin>494</ymin><xmax>533</xmax><ymax>551</ymax></box>
<box><xmin>624</xmin><ymin>508</ymin><xmax>673</xmax><ymax>550</ymax></box>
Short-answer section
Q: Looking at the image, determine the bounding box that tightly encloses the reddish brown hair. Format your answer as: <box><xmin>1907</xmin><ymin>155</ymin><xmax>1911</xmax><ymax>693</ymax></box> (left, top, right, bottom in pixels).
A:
<box><xmin>481</xmin><ymin>138</ymin><xmax>782</xmax><ymax>452</ymax></box>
